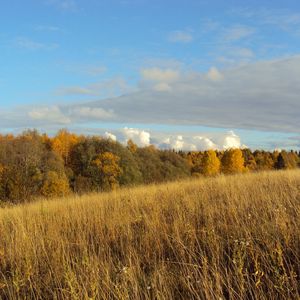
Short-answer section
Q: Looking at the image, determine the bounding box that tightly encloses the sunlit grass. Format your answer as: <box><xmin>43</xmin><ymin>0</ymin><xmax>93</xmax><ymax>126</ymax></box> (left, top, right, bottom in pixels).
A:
<box><xmin>0</xmin><ymin>170</ymin><xmax>299</xmax><ymax>299</ymax></box>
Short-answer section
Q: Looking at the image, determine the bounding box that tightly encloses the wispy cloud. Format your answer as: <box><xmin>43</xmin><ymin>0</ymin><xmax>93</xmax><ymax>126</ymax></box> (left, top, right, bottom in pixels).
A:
<box><xmin>55</xmin><ymin>77</ymin><xmax>134</xmax><ymax>98</ymax></box>
<box><xmin>28</xmin><ymin>106</ymin><xmax>70</xmax><ymax>124</ymax></box>
<box><xmin>231</xmin><ymin>8</ymin><xmax>300</xmax><ymax>36</ymax></box>
<box><xmin>14</xmin><ymin>37</ymin><xmax>59</xmax><ymax>51</ymax></box>
<box><xmin>222</xmin><ymin>25</ymin><xmax>256</xmax><ymax>42</ymax></box>
<box><xmin>45</xmin><ymin>0</ymin><xmax>78</xmax><ymax>11</ymax></box>
<box><xmin>63</xmin><ymin>63</ymin><xmax>107</xmax><ymax>76</ymax></box>
<box><xmin>168</xmin><ymin>30</ymin><xmax>194</xmax><ymax>43</ymax></box>
<box><xmin>35</xmin><ymin>25</ymin><xmax>61</xmax><ymax>32</ymax></box>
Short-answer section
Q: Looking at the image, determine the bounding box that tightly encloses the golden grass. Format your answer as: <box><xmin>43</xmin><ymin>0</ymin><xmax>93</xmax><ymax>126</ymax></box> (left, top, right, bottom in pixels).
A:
<box><xmin>0</xmin><ymin>170</ymin><xmax>299</xmax><ymax>299</ymax></box>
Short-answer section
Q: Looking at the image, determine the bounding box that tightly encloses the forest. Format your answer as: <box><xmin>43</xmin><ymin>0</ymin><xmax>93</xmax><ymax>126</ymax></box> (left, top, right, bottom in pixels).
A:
<box><xmin>0</xmin><ymin>129</ymin><xmax>299</xmax><ymax>203</ymax></box>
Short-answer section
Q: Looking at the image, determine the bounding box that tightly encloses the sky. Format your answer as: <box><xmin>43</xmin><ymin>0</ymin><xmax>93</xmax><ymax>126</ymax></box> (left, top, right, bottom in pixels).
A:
<box><xmin>1</xmin><ymin>0</ymin><xmax>300</xmax><ymax>150</ymax></box>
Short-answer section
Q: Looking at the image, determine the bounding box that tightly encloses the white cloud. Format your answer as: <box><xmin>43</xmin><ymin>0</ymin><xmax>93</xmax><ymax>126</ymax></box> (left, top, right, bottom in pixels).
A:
<box><xmin>153</xmin><ymin>82</ymin><xmax>172</xmax><ymax>92</ymax></box>
<box><xmin>152</xmin><ymin>131</ymin><xmax>241</xmax><ymax>151</ymax></box>
<box><xmin>222</xmin><ymin>25</ymin><xmax>256</xmax><ymax>42</ymax></box>
<box><xmin>233</xmin><ymin>47</ymin><xmax>254</xmax><ymax>58</ymax></box>
<box><xmin>85</xmin><ymin>55</ymin><xmax>300</xmax><ymax>133</ymax></box>
<box><xmin>28</xmin><ymin>106</ymin><xmax>70</xmax><ymax>124</ymax></box>
<box><xmin>104</xmin><ymin>132</ymin><xmax>117</xmax><ymax>141</ymax></box>
<box><xmin>64</xmin><ymin>63</ymin><xmax>107</xmax><ymax>76</ymax></box>
<box><xmin>207</xmin><ymin>67</ymin><xmax>223</xmax><ymax>81</ymax></box>
<box><xmin>122</xmin><ymin>127</ymin><xmax>150</xmax><ymax>147</ymax></box>
<box><xmin>232</xmin><ymin>8</ymin><xmax>300</xmax><ymax>35</ymax></box>
<box><xmin>70</xmin><ymin>107</ymin><xmax>115</xmax><ymax>120</ymax></box>
<box><xmin>56</xmin><ymin>77</ymin><xmax>133</xmax><ymax>98</ymax></box>
<box><xmin>45</xmin><ymin>0</ymin><xmax>77</xmax><ymax>11</ymax></box>
<box><xmin>168</xmin><ymin>30</ymin><xmax>194</xmax><ymax>43</ymax></box>
<box><xmin>35</xmin><ymin>25</ymin><xmax>61</xmax><ymax>32</ymax></box>
<box><xmin>57</xmin><ymin>86</ymin><xmax>95</xmax><ymax>96</ymax></box>
<box><xmin>193</xmin><ymin>136</ymin><xmax>217</xmax><ymax>150</ymax></box>
<box><xmin>14</xmin><ymin>37</ymin><xmax>59</xmax><ymax>51</ymax></box>
<box><xmin>218</xmin><ymin>131</ymin><xmax>241</xmax><ymax>149</ymax></box>
<box><xmin>168</xmin><ymin>135</ymin><xmax>185</xmax><ymax>150</ymax></box>
<box><xmin>141</xmin><ymin>68</ymin><xmax>180</xmax><ymax>82</ymax></box>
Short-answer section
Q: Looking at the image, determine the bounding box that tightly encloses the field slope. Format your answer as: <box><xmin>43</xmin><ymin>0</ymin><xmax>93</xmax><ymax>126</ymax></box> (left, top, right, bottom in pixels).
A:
<box><xmin>0</xmin><ymin>170</ymin><xmax>300</xmax><ymax>299</ymax></box>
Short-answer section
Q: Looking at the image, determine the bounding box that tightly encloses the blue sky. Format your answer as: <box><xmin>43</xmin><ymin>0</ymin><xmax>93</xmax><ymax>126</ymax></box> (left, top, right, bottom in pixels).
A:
<box><xmin>0</xmin><ymin>0</ymin><xmax>300</xmax><ymax>150</ymax></box>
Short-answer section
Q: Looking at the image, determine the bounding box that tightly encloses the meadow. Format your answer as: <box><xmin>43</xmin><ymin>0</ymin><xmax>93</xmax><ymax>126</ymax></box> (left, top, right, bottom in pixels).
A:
<box><xmin>0</xmin><ymin>170</ymin><xmax>299</xmax><ymax>299</ymax></box>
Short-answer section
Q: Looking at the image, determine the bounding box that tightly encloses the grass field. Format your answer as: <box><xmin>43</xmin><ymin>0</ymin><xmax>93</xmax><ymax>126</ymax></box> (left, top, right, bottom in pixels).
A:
<box><xmin>0</xmin><ymin>170</ymin><xmax>299</xmax><ymax>299</ymax></box>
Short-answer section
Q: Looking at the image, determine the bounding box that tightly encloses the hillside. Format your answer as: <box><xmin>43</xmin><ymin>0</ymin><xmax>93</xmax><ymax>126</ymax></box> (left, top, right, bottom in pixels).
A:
<box><xmin>0</xmin><ymin>170</ymin><xmax>299</xmax><ymax>299</ymax></box>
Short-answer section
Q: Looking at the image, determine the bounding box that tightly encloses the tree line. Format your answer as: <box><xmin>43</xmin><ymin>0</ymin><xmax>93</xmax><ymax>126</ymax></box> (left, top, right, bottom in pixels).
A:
<box><xmin>0</xmin><ymin>129</ymin><xmax>298</xmax><ymax>203</ymax></box>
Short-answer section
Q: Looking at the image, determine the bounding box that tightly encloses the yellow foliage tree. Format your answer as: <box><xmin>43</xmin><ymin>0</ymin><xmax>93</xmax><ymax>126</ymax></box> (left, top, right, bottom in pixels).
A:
<box><xmin>201</xmin><ymin>150</ymin><xmax>220</xmax><ymax>176</ymax></box>
<box><xmin>40</xmin><ymin>171</ymin><xmax>70</xmax><ymax>198</ymax></box>
<box><xmin>51</xmin><ymin>129</ymin><xmax>80</xmax><ymax>165</ymax></box>
<box><xmin>127</xmin><ymin>139</ymin><xmax>137</xmax><ymax>153</ymax></box>
<box><xmin>221</xmin><ymin>149</ymin><xmax>245</xmax><ymax>174</ymax></box>
<box><xmin>92</xmin><ymin>152</ymin><xmax>122</xmax><ymax>190</ymax></box>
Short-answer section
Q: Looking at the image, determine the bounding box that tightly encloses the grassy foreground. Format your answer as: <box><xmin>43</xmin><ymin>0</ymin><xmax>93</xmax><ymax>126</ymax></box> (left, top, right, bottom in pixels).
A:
<box><xmin>0</xmin><ymin>171</ymin><xmax>299</xmax><ymax>299</ymax></box>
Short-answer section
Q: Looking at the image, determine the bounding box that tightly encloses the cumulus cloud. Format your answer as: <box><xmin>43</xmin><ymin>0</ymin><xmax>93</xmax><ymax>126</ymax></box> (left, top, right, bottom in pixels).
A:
<box><xmin>100</xmin><ymin>128</ymin><xmax>243</xmax><ymax>151</ymax></box>
<box><xmin>157</xmin><ymin>131</ymin><xmax>241</xmax><ymax>151</ymax></box>
<box><xmin>217</xmin><ymin>131</ymin><xmax>242</xmax><ymax>149</ymax></box>
<box><xmin>140</xmin><ymin>67</ymin><xmax>180</xmax><ymax>92</ymax></box>
<box><xmin>168</xmin><ymin>30</ymin><xmax>194</xmax><ymax>43</ymax></box>
<box><xmin>122</xmin><ymin>127</ymin><xmax>150</xmax><ymax>147</ymax></box>
<box><xmin>104</xmin><ymin>132</ymin><xmax>117</xmax><ymax>141</ymax></box>
<box><xmin>193</xmin><ymin>136</ymin><xmax>217</xmax><ymax>150</ymax></box>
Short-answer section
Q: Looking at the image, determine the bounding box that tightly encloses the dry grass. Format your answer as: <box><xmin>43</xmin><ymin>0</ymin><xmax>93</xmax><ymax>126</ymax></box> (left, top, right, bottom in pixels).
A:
<box><xmin>0</xmin><ymin>170</ymin><xmax>299</xmax><ymax>299</ymax></box>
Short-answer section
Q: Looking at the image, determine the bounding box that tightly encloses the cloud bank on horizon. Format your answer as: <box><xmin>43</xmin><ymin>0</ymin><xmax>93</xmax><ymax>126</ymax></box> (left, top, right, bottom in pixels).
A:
<box><xmin>0</xmin><ymin>0</ymin><xmax>300</xmax><ymax>150</ymax></box>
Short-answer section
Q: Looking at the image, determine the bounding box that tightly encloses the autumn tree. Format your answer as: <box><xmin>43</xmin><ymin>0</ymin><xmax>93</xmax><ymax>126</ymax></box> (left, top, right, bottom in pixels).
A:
<box><xmin>92</xmin><ymin>152</ymin><xmax>122</xmax><ymax>190</ymax></box>
<box><xmin>201</xmin><ymin>150</ymin><xmax>220</xmax><ymax>176</ymax></box>
<box><xmin>186</xmin><ymin>152</ymin><xmax>204</xmax><ymax>176</ymax></box>
<box><xmin>51</xmin><ymin>129</ymin><xmax>80</xmax><ymax>165</ymax></box>
<box><xmin>254</xmin><ymin>151</ymin><xmax>274</xmax><ymax>170</ymax></box>
<box><xmin>69</xmin><ymin>137</ymin><xmax>142</xmax><ymax>188</ymax></box>
<box><xmin>127</xmin><ymin>139</ymin><xmax>137</xmax><ymax>153</ymax></box>
<box><xmin>242</xmin><ymin>148</ymin><xmax>257</xmax><ymax>171</ymax></box>
<box><xmin>40</xmin><ymin>171</ymin><xmax>70</xmax><ymax>198</ymax></box>
<box><xmin>221</xmin><ymin>149</ymin><xmax>245</xmax><ymax>174</ymax></box>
